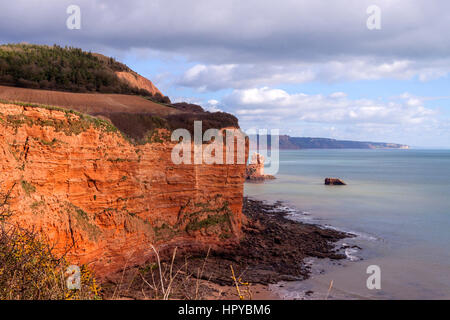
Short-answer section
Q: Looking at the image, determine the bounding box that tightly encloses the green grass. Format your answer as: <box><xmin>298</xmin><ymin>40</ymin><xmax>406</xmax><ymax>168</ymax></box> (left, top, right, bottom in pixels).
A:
<box><xmin>30</xmin><ymin>200</ymin><xmax>44</xmax><ymax>210</ymax></box>
<box><xmin>34</xmin><ymin>137</ymin><xmax>59</xmax><ymax>147</ymax></box>
<box><xmin>66</xmin><ymin>202</ymin><xmax>100</xmax><ymax>241</ymax></box>
<box><xmin>21</xmin><ymin>180</ymin><xmax>36</xmax><ymax>195</ymax></box>
<box><xmin>185</xmin><ymin>212</ymin><xmax>232</xmax><ymax>233</ymax></box>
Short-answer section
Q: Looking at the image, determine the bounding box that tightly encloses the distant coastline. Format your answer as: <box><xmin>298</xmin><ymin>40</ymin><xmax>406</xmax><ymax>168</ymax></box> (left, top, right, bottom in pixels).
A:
<box><xmin>251</xmin><ymin>134</ymin><xmax>409</xmax><ymax>150</ymax></box>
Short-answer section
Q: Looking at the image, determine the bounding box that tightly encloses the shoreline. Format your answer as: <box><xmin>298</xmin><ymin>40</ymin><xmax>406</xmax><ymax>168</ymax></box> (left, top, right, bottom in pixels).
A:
<box><xmin>103</xmin><ymin>197</ymin><xmax>355</xmax><ymax>300</ymax></box>
<box><xmin>207</xmin><ymin>197</ymin><xmax>356</xmax><ymax>300</ymax></box>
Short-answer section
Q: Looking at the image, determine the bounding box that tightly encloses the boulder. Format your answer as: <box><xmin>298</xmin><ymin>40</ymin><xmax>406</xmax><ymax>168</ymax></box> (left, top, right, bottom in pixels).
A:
<box><xmin>324</xmin><ymin>178</ymin><xmax>346</xmax><ymax>185</ymax></box>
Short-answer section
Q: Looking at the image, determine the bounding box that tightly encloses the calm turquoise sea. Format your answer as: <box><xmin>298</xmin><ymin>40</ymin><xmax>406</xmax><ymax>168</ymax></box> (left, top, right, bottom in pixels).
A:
<box><xmin>245</xmin><ymin>149</ymin><xmax>450</xmax><ymax>300</ymax></box>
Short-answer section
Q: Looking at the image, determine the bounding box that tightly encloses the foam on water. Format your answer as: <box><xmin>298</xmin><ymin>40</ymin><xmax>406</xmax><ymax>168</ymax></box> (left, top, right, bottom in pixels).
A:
<box><xmin>344</xmin><ymin>248</ymin><xmax>361</xmax><ymax>262</ymax></box>
<box><xmin>276</xmin><ymin>202</ymin><xmax>379</xmax><ymax>242</ymax></box>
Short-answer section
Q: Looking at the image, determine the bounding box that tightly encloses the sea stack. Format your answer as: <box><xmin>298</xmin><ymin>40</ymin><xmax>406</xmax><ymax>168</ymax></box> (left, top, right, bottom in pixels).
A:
<box><xmin>246</xmin><ymin>153</ymin><xmax>275</xmax><ymax>181</ymax></box>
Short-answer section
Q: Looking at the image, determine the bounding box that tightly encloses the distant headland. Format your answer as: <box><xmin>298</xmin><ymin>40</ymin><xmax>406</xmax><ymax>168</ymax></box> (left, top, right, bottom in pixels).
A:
<box><xmin>252</xmin><ymin>134</ymin><xmax>409</xmax><ymax>150</ymax></box>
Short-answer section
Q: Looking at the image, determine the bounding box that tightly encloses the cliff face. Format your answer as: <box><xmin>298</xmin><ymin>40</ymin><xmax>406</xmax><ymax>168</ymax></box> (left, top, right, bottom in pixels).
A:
<box><xmin>115</xmin><ymin>71</ymin><xmax>163</xmax><ymax>97</ymax></box>
<box><xmin>0</xmin><ymin>103</ymin><xmax>247</xmax><ymax>277</ymax></box>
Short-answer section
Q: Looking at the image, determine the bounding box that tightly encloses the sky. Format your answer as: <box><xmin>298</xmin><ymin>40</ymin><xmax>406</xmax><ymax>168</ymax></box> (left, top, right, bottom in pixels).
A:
<box><xmin>1</xmin><ymin>0</ymin><xmax>450</xmax><ymax>147</ymax></box>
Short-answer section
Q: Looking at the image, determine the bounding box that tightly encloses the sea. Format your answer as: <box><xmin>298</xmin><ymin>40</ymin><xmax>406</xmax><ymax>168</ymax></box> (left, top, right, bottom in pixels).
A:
<box><xmin>244</xmin><ymin>149</ymin><xmax>450</xmax><ymax>300</ymax></box>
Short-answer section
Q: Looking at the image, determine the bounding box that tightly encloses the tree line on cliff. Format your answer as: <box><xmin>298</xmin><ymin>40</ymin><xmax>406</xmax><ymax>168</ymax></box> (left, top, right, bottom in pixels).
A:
<box><xmin>0</xmin><ymin>44</ymin><xmax>170</xmax><ymax>103</ymax></box>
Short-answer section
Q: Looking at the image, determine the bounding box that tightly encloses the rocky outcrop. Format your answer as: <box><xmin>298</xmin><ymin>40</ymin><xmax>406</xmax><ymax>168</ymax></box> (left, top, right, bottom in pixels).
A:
<box><xmin>0</xmin><ymin>102</ymin><xmax>247</xmax><ymax>277</ymax></box>
<box><xmin>324</xmin><ymin>178</ymin><xmax>346</xmax><ymax>185</ymax></box>
<box><xmin>115</xmin><ymin>71</ymin><xmax>163</xmax><ymax>97</ymax></box>
<box><xmin>246</xmin><ymin>153</ymin><xmax>275</xmax><ymax>181</ymax></box>
<box><xmin>171</xmin><ymin>103</ymin><xmax>204</xmax><ymax>113</ymax></box>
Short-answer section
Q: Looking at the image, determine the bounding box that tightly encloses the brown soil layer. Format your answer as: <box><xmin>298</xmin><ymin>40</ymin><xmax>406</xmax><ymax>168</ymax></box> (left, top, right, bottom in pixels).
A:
<box><xmin>0</xmin><ymin>85</ymin><xmax>180</xmax><ymax>116</ymax></box>
<box><xmin>102</xmin><ymin>197</ymin><xmax>353</xmax><ymax>299</ymax></box>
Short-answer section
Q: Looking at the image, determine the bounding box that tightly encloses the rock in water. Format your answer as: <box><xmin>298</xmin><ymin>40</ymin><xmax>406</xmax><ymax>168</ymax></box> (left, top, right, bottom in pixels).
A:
<box><xmin>246</xmin><ymin>153</ymin><xmax>275</xmax><ymax>181</ymax></box>
<box><xmin>325</xmin><ymin>178</ymin><xmax>346</xmax><ymax>185</ymax></box>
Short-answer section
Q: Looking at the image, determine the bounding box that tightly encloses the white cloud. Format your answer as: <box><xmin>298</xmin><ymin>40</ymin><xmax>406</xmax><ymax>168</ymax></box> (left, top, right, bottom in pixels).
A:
<box><xmin>178</xmin><ymin>58</ymin><xmax>450</xmax><ymax>91</ymax></box>
<box><xmin>226</xmin><ymin>87</ymin><xmax>437</xmax><ymax>126</ymax></box>
<box><xmin>177</xmin><ymin>63</ymin><xmax>316</xmax><ymax>91</ymax></box>
<box><xmin>205</xmin><ymin>99</ymin><xmax>222</xmax><ymax>112</ymax></box>
<box><xmin>172</xmin><ymin>89</ymin><xmax>450</xmax><ymax>146</ymax></box>
<box><xmin>220</xmin><ymin>87</ymin><xmax>449</xmax><ymax>146</ymax></box>
<box><xmin>329</xmin><ymin>92</ymin><xmax>347</xmax><ymax>99</ymax></box>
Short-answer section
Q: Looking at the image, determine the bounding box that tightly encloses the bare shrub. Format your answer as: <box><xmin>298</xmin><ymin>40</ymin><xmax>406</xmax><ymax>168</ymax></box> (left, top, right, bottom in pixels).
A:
<box><xmin>107</xmin><ymin>246</ymin><xmax>214</xmax><ymax>300</ymax></box>
<box><xmin>0</xmin><ymin>183</ymin><xmax>15</xmax><ymax>221</ymax></box>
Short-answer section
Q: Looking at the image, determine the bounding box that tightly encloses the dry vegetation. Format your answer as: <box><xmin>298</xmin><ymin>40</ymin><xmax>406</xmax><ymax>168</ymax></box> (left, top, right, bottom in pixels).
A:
<box><xmin>102</xmin><ymin>246</ymin><xmax>251</xmax><ymax>300</ymax></box>
<box><xmin>0</xmin><ymin>184</ymin><xmax>248</xmax><ymax>300</ymax></box>
<box><xmin>0</xmin><ymin>224</ymin><xmax>101</xmax><ymax>300</ymax></box>
<box><xmin>102</xmin><ymin>246</ymin><xmax>214</xmax><ymax>300</ymax></box>
<box><xmin>0</xmin><ymin>183</ymin><xmax>100</xmax><ymax>300</ymax></box>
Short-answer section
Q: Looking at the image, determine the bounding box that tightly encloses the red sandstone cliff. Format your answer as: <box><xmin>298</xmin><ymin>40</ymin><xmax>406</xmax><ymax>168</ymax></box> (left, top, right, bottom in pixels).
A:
<box><xmin>0</xmin><ymin>102</ymin><xmax>247</xmax><ymax>277</ymax></box>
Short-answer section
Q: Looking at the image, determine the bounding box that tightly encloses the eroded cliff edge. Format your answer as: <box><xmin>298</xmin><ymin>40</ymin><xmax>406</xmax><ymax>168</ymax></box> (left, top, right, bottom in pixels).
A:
<box><xmin>0</xmin><ymin>102</ymin><xmax>247</xmax><ymax>277</ymax></box>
